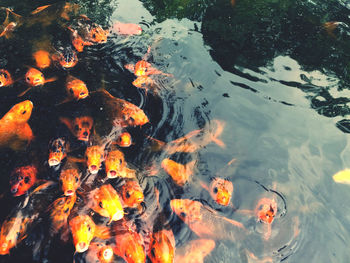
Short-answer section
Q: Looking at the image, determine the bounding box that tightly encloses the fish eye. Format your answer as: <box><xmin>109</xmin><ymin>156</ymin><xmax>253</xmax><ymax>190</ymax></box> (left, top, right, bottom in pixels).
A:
<box><xmin>69</xmin><ymin>88</ymin><xmax>74</xmax><ymax>94</ymax></box>
<box><xmin>59</xmin><ymin>179</ymin><xmax>63</xmax><ymax>185</ymax></box>
<box><xmin>74</xmin><ymin>125</ymin><xmax>80</xmax><ymax>131</ymax></box>
<box><xmin>3</xmin><ymin>74</ymin><xmax>7</xmax><ymax>79</ymax></box>
<box><xmin>24</xmin><ymin>176</ymin><xmax>30</xmax><ymax>184</ymax></box>
<box><xmin>92</xmin><ymin>33</ymin><xmax>96</xmax><ymax>39</ymax></box>
<box><xmin>213</xmin><ymin>187</ymin><xmax>218</xmax><ymax>194</ymax></box>
<box><xmin>0</xmin><ymin>81</ymin><xmax>2</xmax><ymax>86</ymax></box>
<box><xmin>180</xmin><ymin>212</ymin><xmax>186</xmax><ymax>218</ymax></box>
<box><xmin>119</xmin><ymin>159</ymin><xmax>122</xmax><ymax>165</ymax></box>
<box><xmin>63</xmin><ymin>207</ymin><xmax>69</xmax><ymax>213</ymax></box>
<box><xmin>99</xmin><ymin>201</ymin><xmax>103</xmax><ymax>208</ymax></box>
<box><xmin>125</xmin><ymin>192</ymin><xmax>130</xmax><ymax>199</ymax></box>
<box><xmin>150</xmin><ymin>247</ymin><xmax>156</xmax><ymax>258</ymax></box>
<box><xmin>75</xmin><ymin>177</ymin><xmax>79</xmax><ymax>183</ymax></box>
<box><xmin>26</xmin><ymin>77</ymin><xmax>30</xmax><ymax>81</ymax></box>
<box><xmin>87</xmin><ymin>224</ymin><xmax>91</xmax><ymax>232</ymax></box>
<box><xmin>21</xmin><ymin>110</ymin><xmax>26</xmax><ymax>115</ymax></box>
<box><xmin>129</xmin><ymin>116</ymin><xmax>135</xmax><ymax>122</ymax></box>
<box><xmin>41</xmin><ymin>74</ymin><xmax>43</xmax><ymax>77</ymax></box>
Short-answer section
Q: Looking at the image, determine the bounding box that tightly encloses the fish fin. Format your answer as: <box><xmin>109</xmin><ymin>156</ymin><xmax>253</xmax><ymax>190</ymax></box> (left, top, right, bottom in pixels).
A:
<box><xmin>55</xmin><ymin>98</ymin><xmax>71</xmax><ymax>106</ymax></box>
<box><xmin>59</xmin><ymin>117</ymin><xmax>73</xmax><ymax>131</ymax></box>
<box><xmin>199</xmin><ymin>180</ymin><xmax>210</xmax><ymax>192</ymax></box>
<box><xmin>210</xmin><ymin>120</ymin><xmax>226</xmax><ymax>148</ymax></box>
<box><xmin>66</xmin><ymin>156</ymin><xmax>85</xmax><ymax>163</ymax></box>
<box><xmin>30</xmin><ymin>181</ymin><xmax>55</xmax><ymax>195</ymax></box>
<box><xmin>145</xmin><ymin>135</ymin><xmax>166</xmax><ymax>151</ymax></box>
<box><xmin>45</xmin><ymin>76</ymin><xmax>58</xmax><ymax>83</ymax></box>
<box><xmin>30</xmin><ymin>5</ymin><xmax>51</xmax><ymax>15</ymax></box>
<box><xmin>333</xmin><ymin>169</ymin><xmax>350</xmax><ymax>184</ymax></box>
<box><xmin>124</xmin><ymin>64</ymin><xmax>135</xmax><ymax>72</ymax></box>
<box><xmin>17</xmin><ymin>87</ymin><xmax>32</xmax><ymax>97</ymax></box>
<box><xmin>94</xmin><ymin>225</ymin><xmax>111</xmax><ymax>239</ymax></box>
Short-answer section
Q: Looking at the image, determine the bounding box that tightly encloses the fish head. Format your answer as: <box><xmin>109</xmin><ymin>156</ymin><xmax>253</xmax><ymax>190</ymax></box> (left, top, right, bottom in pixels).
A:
<box><xmin>69</xmin><ymin>215</ymin><xmax>95</xmax><ymax>253</ymax></box>
<box><xmin>59</xmin><ymin>168</ymin><xmax>80</xmax><ymax>196</ymax></box>
<box><xmin>116</xmin><ymin>132</ymin><xmax>132</xmax><ymax>147</ymax></box>
<box><xmin>170</xmin><ymin>199</ymin><xmax>202</xmax><ymax>224</ymax></box>
<box><xmin>33</xmin><ymin>50</ymin><xmax>51</xmax><ymax>69</ymax></box>
<box><xmin>65</xmin><ymin>116</ymin><xmax>93</xmax><ymax>141</ymax></box>
<box><xmin>121</xmin><ymin>180</ymin><xmax>144</xmax><ymax>207</ymax></box>
<box><xmin>48</xmin><ymin>138</ymin><xmax>67</xmax><ymax>166</ymax></box>
<box><xmin>255</xmin><ymin>198</ymin><xmax>277</xmax><ymax>224</ymax></box>
<box><xmin>0</xmin><ymin>221</ymin><xmax>16</xmax><ymax>255</ymax></box>
<box><xmin>71</xmin><ymin>34</ymin><xmax>86</xmax><ymax>52</ymax></box>
<box><xmin>25</xmin><ymin>67</ymin><xmax>44</xmax><ymax>86</ymax></box>
<box><xmin>54</xmin><ymin>48</ymin><xmax>78</xmax><ymax>69</ymax></box>
<box><xmin>122</xmin><ymin>232</ymin><xmax>145</xmax><ymax>263</ymax></box>
<box><xmin>91</xmin><ymin>184</ymin><xmax>124</xmax><ymax>222</ymax></box>
<box><xmin>9</xmin><ymin>165</ymin><xmax>37</xmax><ymax>196</ymax></box>
<box><xmin>6</xmin><ymin>100</ymin><xmax>33</xmax><ymax>124</ymax></box>
<box><xmin>104</xmin><ymin>150</ymin><xmax>125</xmax><ymax>178</ymax></box>
<box><xmin>209</xmin><ymin>178</ymin><xmax>233</xmax><ymax>206</ymax></box>
<box><xmin>0</xmin><ymin>69</ymin><xmax>12</xmax><ymax>87</ymax></box>
<box><xmin>97</xmin><ymin>244</ymin><xmax>114</xmax><ymax>263</ymax></box>
<box><xmin>134</xmin><ymin>60</ymin><xmax>150</xmax><ymax>77</ymax></box>
<box><xmin>121</xmin><ymin>104</ymin><xmax>149</xmax><ymax>127</ymax></box>
<box><xmin>50</xmin><ymin>195</ymin><xmax>76</xmax><ymax>220</ymax></box>
<box><xmin>148</xmin><ymin>231</ymin><xmax>175</xmax><ymax>263</ymax></box>
<box><xmin>87</xmin><ymin>25</ymin><xmax>108</xmax><ymax>43</ymax></box>
<box><xmin>66</xmin><ymin>78</ymin><xmax>89</xmax><ymax>100</ymax></box>
<box><xmin>85</xmin><ymin>145</ymin><xmax>103</xmax><ymax>174</ymax></box>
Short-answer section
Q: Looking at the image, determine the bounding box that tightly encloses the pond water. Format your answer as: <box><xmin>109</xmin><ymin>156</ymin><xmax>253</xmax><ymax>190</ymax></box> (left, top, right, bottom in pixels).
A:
<box><xmin>0</xmin><ymin>0</ymin><xmax>349</xmax><ymax>262</ymax></box>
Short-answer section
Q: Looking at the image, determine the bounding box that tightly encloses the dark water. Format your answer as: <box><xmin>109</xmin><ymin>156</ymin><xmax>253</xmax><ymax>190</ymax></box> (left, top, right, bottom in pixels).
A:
<box><xmin>0</xmin><ymin>0</ymin><xmax>350</xmax><ymax>262</ymax></box>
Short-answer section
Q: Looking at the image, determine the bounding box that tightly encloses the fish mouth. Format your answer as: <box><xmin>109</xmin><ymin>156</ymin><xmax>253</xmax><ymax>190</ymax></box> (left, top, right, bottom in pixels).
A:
<box><xmin>65</xmin><ymin>189</ymin><xmax>74</xmax><ymax>196</ymax></box>
<box><xmin>48</xmin><ymin>158</ymin><xmax>60</xmax><ymax>166</ymax></box>
<box><xmin>79</xmin><ymin>92</ymin><xmax>88</xmax><ymax>99</ymax></box>
<box><xmin>78</xmin><ymin>136</ymin><xmax>89</xmax><ymax>141</ymax></box>
<box><xmin>107</xmin><ymin>170</ymin><xmax>117</xmax><ymax>178</ymax></box>
<box><xmin>89</xmin><ymin>165</ymin><xmax>99</xmax><ymax>174</ymax></box>
<box><xmin>75</xmin><ymin>242</ymin><xmax>88</xmax><ymax>253</ymax></box>
<box><xmin>0</xmin><ymin>243</ymin><xmax>10</xmax><ymax>255</ymax></box>
<box><xmin>101</xmin><ymin>247</ymin><xmax>113</xmax><ymax>260</ymax></box>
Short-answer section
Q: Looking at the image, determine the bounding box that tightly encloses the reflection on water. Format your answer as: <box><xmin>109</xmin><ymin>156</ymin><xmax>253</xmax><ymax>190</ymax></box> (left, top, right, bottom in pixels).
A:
<box><xmin>0</xmin><ymin>0</ymin><xmax>349</xmax><ymax>262</ymax></box>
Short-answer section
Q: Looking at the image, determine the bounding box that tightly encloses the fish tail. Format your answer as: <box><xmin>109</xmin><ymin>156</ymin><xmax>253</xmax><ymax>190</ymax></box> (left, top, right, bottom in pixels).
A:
<box><xmin>17</xmin><ymin>87</ymin><xmax>32</xmax><ymax>97</ymax></box>
<box><xmin>210</xmin><ymin>119</ymin><xmax>226</xmax><ymax>148</ymax></box>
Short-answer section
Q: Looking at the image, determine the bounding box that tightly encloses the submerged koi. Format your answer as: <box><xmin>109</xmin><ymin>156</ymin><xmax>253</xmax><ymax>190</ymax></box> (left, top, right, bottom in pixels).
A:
<box><xmin>115</xmin><ymin>132</ymin><xmax>132</xmax><ymax>147</ymax></box>
<box><xmin>333</xmin><ymin>169</ymin><xmax>350</xmax><ymax>185</ymax></box>
<box><xmin>120</xmin><ymin>180</ymin><xmax>144</xmax><ymax>208</ymax></box>
<box><xmin>51</xmin><ymin>47</ymin><xmax>78</xmax><ymax>69</ymax></box>
<box><xmin>32</xmin><ymin>50</ymin><xmax>51</xmax><ymax>69</ymax></box>
<box><xmin>111</xmin><ymin>22</ymin><xmax>142</xmax><ymax>35</ymax></box>
<box><xmin>85</xmin><ymin>145</ymin><xmax>104</xmax><ymax>174</ymax></box>
<box><xmin>0</xmin><ymin>69</ymin><xmax>13</xmax><ymax>87</ymax></box>
<box><xmin>89</xmin><ymin>184</ymin><xmax>124</xmax><ymax>223</ymax></box>
<box><xmin>174</xmin><ymin>239</ymin><xmax>215</xmax><ymax>263</ymax></box>
<box><xmin>170</xmin><ymin>199</ymin><xmax>246</xmax><ymax>241</ymax></box>
<box><xmin>9</xmin><ymin>165</ymin><xmax>37</xmax><ymax>196</ymax></box>
<box><xmin>104</xmin><ymin>149</ymin><xmax>135</xmax><ymax>179</ymax></box>
<box><xmin>0</xmin><ymin>100</ymin><xmax>34</xmax><ymax>151</ymax></box>
<box><xmin>65</xmin><ymin>75</ymin><xmax>89</xmax><ymax>100</ymax></box>
<box><xmin>161</xmin><ymin>159</ymin><xmax>196</xmax><ymax>186</ymax></box>
<box><xmin>59</xmin><ymin>162</ymin><xmax>81</xmax><ymax>196</ymax></box>
<box><xmin>148</xmin><ymin>229</ymin><xmax>175</xmax><ymax>263</ymax></box>
<box><xmin>49</xmin><ymin>194</ymin><xmax>76</xmax><ymax>234</ymax></box>
<box><xmin>59</xmin><ymin>115</ymin><xmax>94</xmax><ymax>141</ymax></box>
<box><xmin>24</xmin><ymin>67</ymin><xmax>56</xmax><ymax>87</ymax></box>
<box><xmin>86</xmin><ymin>242</ymin><xmax>114</xmax><ymax>263</ymax></box>
<box><xmin>0</xmin><ymin>8</ymin><xmax>22</xmax><ymax>39</ymax></box>
<box><xmin>201</xmin><ymin>178</ymin><xmax>233</xmax><ymax>206</ymax></box>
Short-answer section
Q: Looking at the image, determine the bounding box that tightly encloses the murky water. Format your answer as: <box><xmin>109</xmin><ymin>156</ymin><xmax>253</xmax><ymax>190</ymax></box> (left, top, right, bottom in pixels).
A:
<box><xmin>0</xmin><ymin>0</ymin><xmax>350</xmax><ymax>262</ymax></box>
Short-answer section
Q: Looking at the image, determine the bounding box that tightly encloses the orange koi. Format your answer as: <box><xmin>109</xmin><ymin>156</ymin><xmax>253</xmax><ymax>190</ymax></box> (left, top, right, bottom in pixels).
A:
<box><xmin>132</xmin><ymin>76</ymin><xmax>154</xmax><ymax>91</ymax></box>
<box><xmin>333</xmin><ymin>169</ymin><xmax>350</xmax><ymax>185</ymax></box>
<box><xmin>120</xmin><ymin>180</ymin><xmax>144</xmax><ymax>208</ymax></box>
<box><xmin>89</xmin><ymin>184</ymin><xmax>124</xmax><ymax>223</ymax></box>
<box><xmin>161</xmin><ymin>159</ymin><xmax>196</xmax><ymax>186</ymax></box>
<box><xmin>113</xmin><ymin>226</ymin><xmax>146</xmax><ymax>263</ymax></box>
<box><xmin>19</xmin><ymin>67</ymin><xmax>57</xmax><ymax>96</ymax></box>
<box><xmin>0</xmin><ymin>216</ymin><xmax>33</xmax><ymax>255</ymax></box>
<box><xmin>30</xmin><ymin>5</ymin><xmax>51</xmax><ymax>15</ymax></box>
<box><xmin>59</xmin><ymin>115</ymin><xmax>94</xmax><ymax>141</ymax></box>
<box><xmin>201</xmin><ymin>178</ymin><xmax>233</xmax><ymax>206</ymax></box>
<box><xmin>32</xmin><ymin>50</ymin><xmax>51</xmax><ymax>69</ymax></box>
<box><xmin>66</xmin><ymin>75</ymin><xmax>88</xmax><ymax>100</ymax></box>
<box><xmin>0</xmin><ymin>100</ymin><xmax>33</xmax><ymax>151</ymax></box>
<box><xmin>323</xmin><ymin>21</ymin><xmax>341</xmax><ymax>38</ymax></box>
<box><xmin>59</xmin><ymin>162</ymin><xmax>81</xmax><ymax>196</ymax></box>
<box><xmin>86</xmin><ymin>242</ymin><xmax>114</xmax><ymax>263</ymax></box>
<box><xmin>170</xmin><ymin>199</ymin><xmax>246</xmax><ymax>241</ymax></box>
<box><xmin>104</xmin><ymin>149</ymin><xmax>135</xmax><ymax>179</ymax></box>
<box><xmin>0</xmin><ymin>69</ymin><xmax>14</xmax><ymax>87</ymax></box>
<box><xmin>111</xmin><ymin>22</ymin><xmax>142</xmax><ymax>35</ymax></box>
<box><xmin>69</xmin><ymin>215</ymin><xmax>95</xmax><ymax>253</ymax></box>
<box><xmin>115</xmin><ymin>132</ymin><xmax>132</xmax><ymax>147</ymax></box>
<box><xmin>9</xmin><ymin>165</ymin><xmax>37</xmax><ymax>196</ymax></box>
<box><xmin>68</xmin><ymin>27</ymin><xmax>93</xmax><ymax>52</ymax></box>
<box><xmin>148</xmin><ymin>120</ymin><xmax>225</xmax><ymax>154</ymax></box>
<box><xmin>51</xmin><ymin>48</ymin><xmax>78</xmax><ymax>69</ymax></box>
<box><xmin>0</xmin><ymin>8</ymin><xmax>22</xmax><ymax>39</ymax></box>
<box><xmin>148</xmin><ymin>229</ymin><xmax>175</xmax><ymax>263</ymax></box>
<box><xmin>254</xmin><ymin>198</ymin><xmax>277</xmax><ymax>240</ymax></box>
<box><xmin>48</xmin><ymin>137</ymin><xmax>69</xmax><ymax>166</ymax></box>
<box><xmin>49</xmin><ymin>194</ymin><xmax>76</xmax><ymax>234</ymax></box>
<box><xmin>85</xmin><ymin>145</ymin><xmax>104</xmax><ymax>174</ymax></box>
<box><xmin>174</xmin><ymin>239</ymin><xmax>215</xmax><ymax>263</ymax></box>
<box><xmin>73</xmin><ymin>15</ymin><xmax>109</xmax><ymax>44</ymax></box>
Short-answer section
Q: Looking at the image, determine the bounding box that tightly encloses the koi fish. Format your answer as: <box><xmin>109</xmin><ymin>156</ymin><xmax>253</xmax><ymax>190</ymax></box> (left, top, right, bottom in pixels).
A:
<box><xmin>0</xmin><ymin>100</ymin><xmax>34</xmax><ymax>151</ymax></box>
<box><xmin>0</xmin><ymin>69</ymin><xmax>14</xmax><ymax>87</ymax></box>
<box><xmin>90</xmin><ymin>89</ymin><xmax>149</xmax><ymax>127</ymax></box>
<box><xmin>201</xmin><ymin>178</ymin><xmax>233</xmax><ymax>206</ymax></box>
<box><xmin>0</xmin><ymin>8</ymin><xmax>22</xmax><ymax>39</ymax></box>
<box><xmin>65</xmin><ymin>75</ymin><xmax>89</xmax><ymax>101</ymax></box>
<box><xmin>111</xmin><ymin>22</ymin><xmax>142</xmax><ymax>35</ymax></box>
<box><xmin>0</xmin><ymin>215</ymin><xmax>33</xmax><ymax>255</ymax></box>
<box><xmin>115</xmin><ymin>132</ymin><xmax>132</xmax><ymax>147</ymax></box>
<box><xmin>170</xmin><ymin>199</ymin><xmax>246</xmax><ymax>241</ymax></box>
<box><xmin>78</xmin><ymin>16</ymin><xmax>109</xmax><ymax>44</ymax></box>
<box><xmin>68</xmin><ymin>27</ymin><xmax>93</xmax><ymax>52</ymax></box>
<box><xmin>148</xmin><ymin>229</ymin><xmax>175</xmax><ymax>263</ymax></box>
<box><xmin>174</xmin><ymin>239</ymin><xmax>215</xmax><ymax>263</ymax></box>
<box><xmin>148</xmin><ymin>120</ymin><xmax>225</xmax><ymax>154</ymax></box>
<box><xmin>86</xmin><ymin>242</ymin><xmax>114</xmax><ymax>263</ymax></box>
<box><xmin>333</xmin><ymin>169</ymin><xmax>350</xmax><ymax>185</ymax></box>
<box><xmin>85</xmin><ymin>145</ymin><xmax>104</xmax><ymax>174</ymax></box>
<box><xmin>49</xmin><ymin>194</ymin><xmax>76</xmax><ymax>234</ymax></box>
<box><xmin>89</xmin><ymin>184</ymin><xmax>124</xmax><ymax>223</ymax></box>
<box><xmin>32</xmin><ymin>50</ymin><xmax>51</xmax><ymax>69</ymax></box>
<box><xmin>120</xmin><ymin>180</ymin><xmax>144</xmax><ymax>208</ymax></box>
<box><xmin>161</xmin><ymin>159</ymin><xmax>196</xmax><ymax>186</ymax></box>
<box><xmin>254</xmin><ymin>198</ymin><xmax>277</xmax><ymax>240</ymax></box>
<box><xmin>59</xmin><ymin>115</ymin><xmax>94</xmax><ymax>141</ymax></box>
<box><xmin>51</xmin><ymin>47</ymin><xmax>78</xmax><ymax>69</ymax></box>
<box><xmin>113</xmin><ymin>226</ymin><xmax>146</xmax><ymax>263</ymax></box>
<box><xmin>132</xmin><ymin>76</ymin><xmax>155</xmax><ymax>91</ymax></box>
<box><xmin>9</xmin><ymin>165</ymin><xmax>37</xmax><ymax>196</ymax></box>
<box><xmin>69</xmin><ymin>215</ymin><xmax>110</xmax><ymax>253</ymax></box>
<box><xmin>59</xmin><ymin>162</ymin><xmax>81</xmax><ymax>196</ymax></box>
<box><xmin>104</xmin><ymin>149</ymin><xmax>136</xmax><ymax>179</ymax></box>
<box><xmin>48</xmin><ymin>137</ymin><xmax>69</xmax><ymax>166</ymax></box>
<box><xmin>30</xmin><ymin>5</ymin><xmax>51</xmax><ymax>15</ymax></box>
